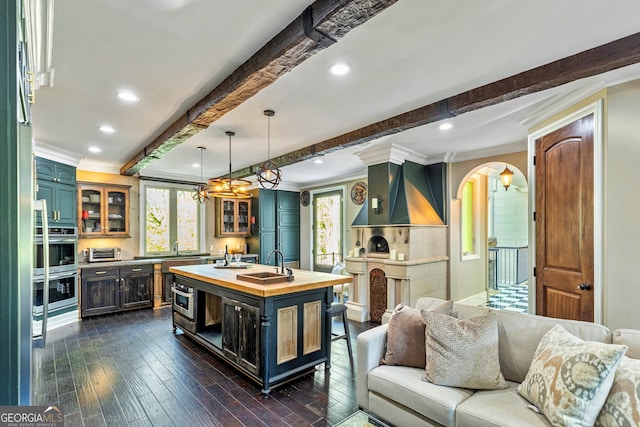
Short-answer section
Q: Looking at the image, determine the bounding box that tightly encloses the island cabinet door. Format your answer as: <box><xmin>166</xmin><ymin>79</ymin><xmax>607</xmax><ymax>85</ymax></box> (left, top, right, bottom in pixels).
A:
<box><xmin>221</xmin><ymin>297</ymin><xmax>260</xmax><ymax>375</ymax></box>
<box><xmin>271</xmin><ymin>292</ymin><xmax>327</xmax><ymax>376</ymax></box>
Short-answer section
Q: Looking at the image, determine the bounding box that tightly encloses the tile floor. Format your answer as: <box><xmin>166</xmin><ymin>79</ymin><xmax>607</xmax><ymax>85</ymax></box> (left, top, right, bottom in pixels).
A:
<box><xmin>484</xmin><ymin>284</ymin><xmax>530</xmax><ymax>313</ymax></box>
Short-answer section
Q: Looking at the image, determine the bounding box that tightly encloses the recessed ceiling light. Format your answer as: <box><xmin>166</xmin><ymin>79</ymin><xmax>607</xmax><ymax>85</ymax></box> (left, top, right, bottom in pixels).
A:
<box><xmin>314</xmin><ymin>159</ymin><xmax>323</xmax><ymax>164</ymax></box>
<box><xmin>88</xmin><ymin>146</ymin><xmax>102</xmax><ymax>153</ymax></box>
<box><xmin>192</xmin><ymin>163</ymin><xmax>200</xmax><ymax>168</ymax></box>
<box><xmin>117</xmin><ymin>90</ymin><xmax>140</xmax><ymax>103</ymax></box>
<box><xmin>98</xmin><ymin>125</ymin><xmax>116</xmax><ymax>134</ymax></box>
<box><xmin>439</xmin><ymin>122</ymin><xmax>453</xmax><ymax>131</ymax></box>
<box><xmin>329</xmin><ymin>63</ymin><xmax>350</xmax><ymax>76</ymax></box>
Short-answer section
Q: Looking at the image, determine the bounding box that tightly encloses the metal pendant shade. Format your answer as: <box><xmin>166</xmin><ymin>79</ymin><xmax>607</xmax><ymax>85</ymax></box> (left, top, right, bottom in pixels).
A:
<box><xmin>256</xmin><ymin>110</ymin><xmax>282</xmax><ymax>189</ymax></box>
<box><xmin>192</xmin><ymin>146</ymin><xmax>209</xmax><ymax>204</ymax></box>
<box><xmin>207</xmin><ymin>131</ymin><xmax>251</xmax><ymax>199</ymax></box>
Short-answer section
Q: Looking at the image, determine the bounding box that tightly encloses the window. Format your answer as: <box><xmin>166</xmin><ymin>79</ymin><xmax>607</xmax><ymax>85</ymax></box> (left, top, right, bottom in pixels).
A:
<box><xmin>461</xmin><ymin>180</ymin><xmax>475</xmax><ymax>257</ymax></box>
<box><xmin>141</xmin><ymin>182</ymin><xmax>204</xmax><ymax>256</ymax></box>
<box><xmin>313</xmin><ymin>189</ymin><xmax>343</xmax><ymax>272</ymax></box>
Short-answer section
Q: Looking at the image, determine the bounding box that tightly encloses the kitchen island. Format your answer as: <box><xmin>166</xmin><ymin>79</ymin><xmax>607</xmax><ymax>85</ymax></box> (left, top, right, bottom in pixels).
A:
<box><xmin>169</xmin><ymin>263</ymin><xmax>351</xmax><ymax>395</ymax></box>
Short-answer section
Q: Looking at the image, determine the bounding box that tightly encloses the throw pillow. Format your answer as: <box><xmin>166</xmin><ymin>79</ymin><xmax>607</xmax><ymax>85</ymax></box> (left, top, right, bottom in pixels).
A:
<box><xmin>383</xmin><ymin>300</ymin><xmax>452</xmax><ymax>368</ymax></box>
<box><xmin>595</xmin><ymin>356</ymin><xmax>640</xmax><ymax>427</ymax></box>
<box><xmin>518</xmin><ymin>324</ymin><xmax>628</xmax><ymax>427</ymax></box>
<box><xmin>421</xmin><ymin>310</ymin><xmax>507</xmax><ymax>390</ymax></box>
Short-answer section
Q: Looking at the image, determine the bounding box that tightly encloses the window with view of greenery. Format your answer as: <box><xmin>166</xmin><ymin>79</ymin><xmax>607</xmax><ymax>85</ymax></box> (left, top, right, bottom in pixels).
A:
<box><xmin>144</xmin><ymin>184</ymin><xmax>201</xmax><ymax>255</ymax></box>
<box><xmin>313</xmin><ymin>190</ymin><xmax>343</xmax><ymax>272</ymax></box>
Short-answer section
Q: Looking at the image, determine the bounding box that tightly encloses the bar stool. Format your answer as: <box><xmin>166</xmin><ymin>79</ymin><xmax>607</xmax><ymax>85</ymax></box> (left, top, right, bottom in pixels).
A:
<box><xmin>331</xmin><ymin>303</ymin><xmax>353</xmax><ymax>365</ymax></box>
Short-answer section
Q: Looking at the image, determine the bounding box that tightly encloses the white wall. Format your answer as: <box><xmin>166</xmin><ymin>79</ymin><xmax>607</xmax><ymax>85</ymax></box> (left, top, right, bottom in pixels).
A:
<box><xmin>604</xmin><ymin>80</ymin><xmax>640</xmax><ymax>330</ymax></box>
<box><xmin>490</xmin><ymin>178</ymin><xmax>528</xmax><ymax>247</ymax></box>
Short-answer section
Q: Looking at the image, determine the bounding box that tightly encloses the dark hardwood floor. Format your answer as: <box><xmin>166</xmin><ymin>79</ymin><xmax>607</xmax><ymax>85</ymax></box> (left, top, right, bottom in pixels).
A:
<box><xmin>32</xmin><ymin>306</ymin><xmax>377</xmax><ymax>427</ymax></box>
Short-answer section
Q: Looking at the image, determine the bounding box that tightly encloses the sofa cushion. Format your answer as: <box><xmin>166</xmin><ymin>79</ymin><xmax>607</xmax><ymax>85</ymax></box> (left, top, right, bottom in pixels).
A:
<box><xmin>613</xmin><ymin>329</ymin><xmax>640</xmax><ymax>359</ymax></box>
<box><xmin>422</xmin><ymin>310</ymin><xmax>507</xmax><ymax>390</ymax></box>
<box><xmin>367</xmin><ymin>365</ymin><xmax>474</xmax><ymax>426</ymax></box>
<box><xmin>383</xmin><ymin>300</ymin><xmax>452</xmax><ymax>368</ymax></box>
<box><xmin>595</xmin><ymin>356</ymin><xmax>640</xmax><ymax>427</ymax></box>
<box><xmin>518</xmin><ymin>325</ymin><xmax>628</xmax><ymax>427</ymax></box>
<box><xmin>455</xmin><ymin>381</ymin><xmax>552</xmax><ymax>427</ymax></box>
<box><xmin>492</xmin><ymin>307</ymin><xmax>612</xmax><ymax>383</ymax></box>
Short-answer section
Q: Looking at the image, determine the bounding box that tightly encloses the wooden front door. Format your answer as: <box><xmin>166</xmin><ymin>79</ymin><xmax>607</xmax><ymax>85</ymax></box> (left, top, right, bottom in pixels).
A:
<box><xmin>535</xmin><ymin>114</ymin><xmax>594</xmax><ymax>321</ymax></box>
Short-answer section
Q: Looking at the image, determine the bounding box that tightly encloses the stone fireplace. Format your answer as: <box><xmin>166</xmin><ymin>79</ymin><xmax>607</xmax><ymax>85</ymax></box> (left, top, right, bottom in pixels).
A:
<box><xmin>345</xmin><ymin>224</ymin><xmax>448</xmax><ymax>323</ymax></box>
<box><xmin>345</xmin><ymin>143</ymin><xmax>449</xmax><ymax>323</ymax></box>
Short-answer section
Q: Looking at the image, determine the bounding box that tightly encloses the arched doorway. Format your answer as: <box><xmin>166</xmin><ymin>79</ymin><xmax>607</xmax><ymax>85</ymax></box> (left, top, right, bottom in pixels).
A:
<box><xmin>452</xmin><ymin>162</ymin><xmax>530</xmax><ymax>312</ymax></box>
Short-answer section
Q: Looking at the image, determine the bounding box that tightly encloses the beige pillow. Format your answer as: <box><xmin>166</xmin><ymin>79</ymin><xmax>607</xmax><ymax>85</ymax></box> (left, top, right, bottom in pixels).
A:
<box><xmin>518</xmin><ymin>325</ymin><xmax>627</xmax><ymax>427</ymax></box>
<box><xmin>383</xmin><ymin>300</ymin><xmax>452</xmax><ymax>368</ymax></box>
<box><xmin>421</xmin><ymin>310</ymin><xmax>507</xmax><ymax>390</ymax></box>
<box><xmin>595</xmin><ymin>356</ymin><xmax>640</xmax><ymax>427</ymax></box>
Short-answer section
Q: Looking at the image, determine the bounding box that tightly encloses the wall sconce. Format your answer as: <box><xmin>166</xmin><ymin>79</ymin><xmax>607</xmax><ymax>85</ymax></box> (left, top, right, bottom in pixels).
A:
<box><xmin>499</xmin><ymin>165</ymin><xmax>514</xmax><ymax>191</ymax></box>
<box><xmin>372</xmin><ymin>195</ymin><xmax>383</xmax><ymax>215</ymax></box>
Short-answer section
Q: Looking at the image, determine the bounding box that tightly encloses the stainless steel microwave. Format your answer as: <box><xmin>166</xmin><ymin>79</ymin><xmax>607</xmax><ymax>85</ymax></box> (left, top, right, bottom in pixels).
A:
<box><xmin>86</xmin><ymin>247</ymin><xmax>122</xmax><ymax>262</ymax></box>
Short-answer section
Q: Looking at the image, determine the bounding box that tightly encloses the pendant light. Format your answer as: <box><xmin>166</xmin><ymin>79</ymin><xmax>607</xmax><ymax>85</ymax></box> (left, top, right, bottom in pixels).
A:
<box><xmin>256</xmin><ymin>109</ymin><xmax>282</xmax><ymax>189</ymax></box>
<box><xmin>207</xmin><ymin>131</ymin><xmax>251</xmax><ymax>199</ymax></box>
<box><xmin>499</xmin><ymin>165</ymin><xmax>514</xmax><ymax>191</ymax></box>
<box><xmin>192</xmin><ymin>146</ymin><xmax>209</xmax><ymax>204</ymax></box>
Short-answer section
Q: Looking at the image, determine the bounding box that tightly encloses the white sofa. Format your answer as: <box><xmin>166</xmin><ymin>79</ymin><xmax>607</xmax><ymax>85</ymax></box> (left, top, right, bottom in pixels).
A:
<box><xmin>356</xmin><ymin>298</ymin><xmax>640</xmax><ymax>427</ymax></box>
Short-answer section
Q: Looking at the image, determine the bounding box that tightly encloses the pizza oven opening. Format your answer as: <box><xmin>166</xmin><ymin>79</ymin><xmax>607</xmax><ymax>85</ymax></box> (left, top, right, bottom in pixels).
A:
<box><xmin>368</xmin><ymin>235</ymin><xmax>389</xmax><ymax>255</ymax></box>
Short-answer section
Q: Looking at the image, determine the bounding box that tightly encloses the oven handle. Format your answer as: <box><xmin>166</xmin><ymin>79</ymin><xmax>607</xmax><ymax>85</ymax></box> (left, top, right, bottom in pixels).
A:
<box><xmin>171</xmin><ymin>287</ymin><xmax>193</xmax><ymax>298</ymax></box>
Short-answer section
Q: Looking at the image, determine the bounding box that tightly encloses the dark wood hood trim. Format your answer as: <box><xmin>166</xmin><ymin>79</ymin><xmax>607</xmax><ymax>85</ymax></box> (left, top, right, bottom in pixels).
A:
<box><xmin>120</xmin><ymin>0</ymin><xmax>400</xmax><ymax>176</ymax></box>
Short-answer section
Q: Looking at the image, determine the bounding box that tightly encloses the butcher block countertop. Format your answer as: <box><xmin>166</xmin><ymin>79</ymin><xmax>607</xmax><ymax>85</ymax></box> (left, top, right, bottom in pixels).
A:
<box><xmin>169</xmin><ymin>263</ymin><xmax>351</xmax><ymax>298</ymax></box>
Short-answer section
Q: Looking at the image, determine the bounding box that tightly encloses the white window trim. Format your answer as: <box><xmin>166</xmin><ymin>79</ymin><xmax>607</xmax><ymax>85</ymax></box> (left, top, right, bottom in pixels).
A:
<box><xmin>461</xmin><ymin>175</ymin><xmax>481</xmax><ymax>262</ymax></box>
<box><xmin>308</xmin><ymin>185</ymin><xmax>346</xmax><ymax>270</ymax></box>
<box><xmin>138</xmin><ymin>180</ymin><xmax>206</xmax><ymax>256</ymax></box>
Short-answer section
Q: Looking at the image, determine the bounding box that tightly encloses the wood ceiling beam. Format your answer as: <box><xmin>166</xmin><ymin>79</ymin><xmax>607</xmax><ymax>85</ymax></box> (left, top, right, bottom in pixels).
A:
<box><xmin>120</xmin><ymin>0</ymin><xmax>399</xmax><ymax>176</ymax></box>
<box><xmin>232</xmin><ymin>30</ymin><xmax>640</xmax><ymax>178</ymax></box>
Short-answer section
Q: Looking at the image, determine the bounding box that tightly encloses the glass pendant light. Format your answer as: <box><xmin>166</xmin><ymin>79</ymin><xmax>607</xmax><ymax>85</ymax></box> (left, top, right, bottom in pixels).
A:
<box><xmin>499</xmin><ymin>165</ymin><xmax>514</xmax><ymax>191</ymax></box>
<box><xmin>256</xmin><ymin>109</ymin><xmax>282</xmax><ymax>189</ymax></box>
<box><xmin>192</xmin><ymin>146</ymin><xmax>209</xmax><ymax>204</ymax></box>
<box><xmin>207</xmin><ymin>131</ymin><xmax>251</xmax><ymax>199</ymax></box>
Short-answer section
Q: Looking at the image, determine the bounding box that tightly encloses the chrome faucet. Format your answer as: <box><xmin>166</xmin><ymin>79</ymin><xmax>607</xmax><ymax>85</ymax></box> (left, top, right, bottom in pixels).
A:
<box><xmin>266</xmin><ymin>249</ymin><xmax>285</xmax><ymax>274</ymax></box>
<box><xmin>173</xmin><ymin>241</ymin><xmax>179</xmax><ymax>256</ymax></box>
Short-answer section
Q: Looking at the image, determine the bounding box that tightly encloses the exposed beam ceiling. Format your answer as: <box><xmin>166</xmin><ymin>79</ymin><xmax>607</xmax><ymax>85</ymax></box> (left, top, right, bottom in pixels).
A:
<box><xmin>120</xmin><ymin>0</ymin><xmax>398</xmax><ymax>176</ymax></box>
<box><xmin>230</xmin><ymin>31</ymin><xmax>640</xmax><ymax>178</ymax></box>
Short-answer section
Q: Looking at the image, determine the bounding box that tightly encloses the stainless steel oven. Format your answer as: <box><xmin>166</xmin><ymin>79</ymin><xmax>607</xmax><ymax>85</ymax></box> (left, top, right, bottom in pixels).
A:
<box><xmin>33</xmin><ymin>272</ymin><xmax>78</xmax><ymax>315</ymax></box>
<box><xmin>172</xmin><ymin>283</ymin><xmax>195</xmax><ymax>319</ymax></box>
<box><xmin>34</xmin><ymin>226</ymin><xmax>78</xmax><ymax>276</ymax></box>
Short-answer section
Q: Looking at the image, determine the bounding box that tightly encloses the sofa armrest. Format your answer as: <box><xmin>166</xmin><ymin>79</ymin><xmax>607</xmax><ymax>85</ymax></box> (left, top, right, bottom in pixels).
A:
<box><xmin>356</xmin><ymin>323</ymin><xmax>388</xmax><ymax>410</ymax></box>
<box><xmin>613</xmin><ymin>329</ymin><xmax>640</xmax><ymax>359</ymax></box>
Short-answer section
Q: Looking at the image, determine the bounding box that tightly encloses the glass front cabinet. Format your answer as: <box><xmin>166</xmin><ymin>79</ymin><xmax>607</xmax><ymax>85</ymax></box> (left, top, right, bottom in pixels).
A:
<box><xmin>217</xmin><ymin>198</ymin><xmax>251</xmax><ymax>236</ymax></box>
<box><xmin>77</xmin><ymin>182</ymin><xmax>131</xmax><ymax>237</ymax></box>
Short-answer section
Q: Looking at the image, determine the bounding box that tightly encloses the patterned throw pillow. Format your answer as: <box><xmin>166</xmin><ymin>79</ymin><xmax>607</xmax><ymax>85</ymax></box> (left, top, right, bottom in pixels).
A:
<box><xmin>421</xmin><ymin>310</ymin><xmax>507</xmax><ymax>390</ymax></box>
<box><xmin>518</xmin><ymin>325</ymin><xmax>628</xmax><ymax>427</ymax></box>
<box><xmin>595</xmin><ymin>356</ymin><xmax>640</xmax><ymax>427</ymax></box>
<box><xmin>382</xmin><ymin>300</ymin><xmax>452</xmax><ymax>368</ymax></box>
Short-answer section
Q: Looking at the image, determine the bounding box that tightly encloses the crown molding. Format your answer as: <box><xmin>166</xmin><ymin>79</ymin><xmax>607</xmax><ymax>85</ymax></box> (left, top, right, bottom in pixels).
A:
<box><xmin>354</xmin><ymin>142</ymin><xmax>428</xmax><ymax>166</ymax></box>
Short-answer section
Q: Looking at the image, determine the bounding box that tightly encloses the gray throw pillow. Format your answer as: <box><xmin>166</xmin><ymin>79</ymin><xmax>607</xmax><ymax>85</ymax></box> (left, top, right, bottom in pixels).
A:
<box><xmin>421</xmin><ymin>310</ymin><xmax>507</xmax><ymax>390</ymax></box>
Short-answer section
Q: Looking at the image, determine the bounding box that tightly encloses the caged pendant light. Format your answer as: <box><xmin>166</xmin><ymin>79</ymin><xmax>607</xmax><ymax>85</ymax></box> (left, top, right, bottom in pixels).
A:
<box><xmin>207</xmin><ymin>131</ymin><xmax>251</xmax><ymax>199</ymax></box>
<box><xmin>192</xmin><ymin>146</ymin><xmax>209</xmax><ymax>204</ymax></box>
<box><xmin>256</xmin><ymin>109</ymin><xmax>282</xmax><ymax>189</ymax></box>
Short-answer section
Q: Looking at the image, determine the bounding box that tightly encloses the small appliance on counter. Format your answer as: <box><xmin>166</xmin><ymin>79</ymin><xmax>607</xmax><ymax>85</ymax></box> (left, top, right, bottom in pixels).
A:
<box><xmin>86</xmin><ymin>247</ymin><xmax>122</xmax><ymax>262</ymax></box>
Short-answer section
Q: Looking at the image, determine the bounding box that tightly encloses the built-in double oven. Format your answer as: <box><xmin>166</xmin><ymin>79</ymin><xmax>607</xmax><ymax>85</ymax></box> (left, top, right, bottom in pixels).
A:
<box><xmin>33</xmin><ymin>226</ymin><xmax>79</xmax><ymax>314</ymax></box>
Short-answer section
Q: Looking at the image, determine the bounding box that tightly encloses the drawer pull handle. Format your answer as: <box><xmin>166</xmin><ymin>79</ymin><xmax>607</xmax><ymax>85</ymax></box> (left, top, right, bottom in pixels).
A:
<box><xmin>95</xmin><ymin>271</ymin><xmax>107</xmax><ymax>275</ymax></box>
<box><xmin>131</xmin><ymin>268</ymin><xmax>142</xmax><ymax>272</ymax></box>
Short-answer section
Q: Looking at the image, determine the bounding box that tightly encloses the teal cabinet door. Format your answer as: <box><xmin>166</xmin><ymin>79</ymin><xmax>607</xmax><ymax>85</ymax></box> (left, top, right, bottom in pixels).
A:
<box><xmin>56</xmin><ymin>185</ymin><xmax>77</xmax><ymax>226</ymax></box>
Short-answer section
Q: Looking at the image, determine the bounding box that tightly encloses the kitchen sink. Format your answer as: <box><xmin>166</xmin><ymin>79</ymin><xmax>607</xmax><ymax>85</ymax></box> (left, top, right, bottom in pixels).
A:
<box><xmin>236</xmin><ymin>271</ymin><xmax>291</xmax><ymax>285</ymax></box>
<box><xmin>161</xmin><ymin>257</ymin><xmax>207</xmax><ymax>273</ymax></box>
